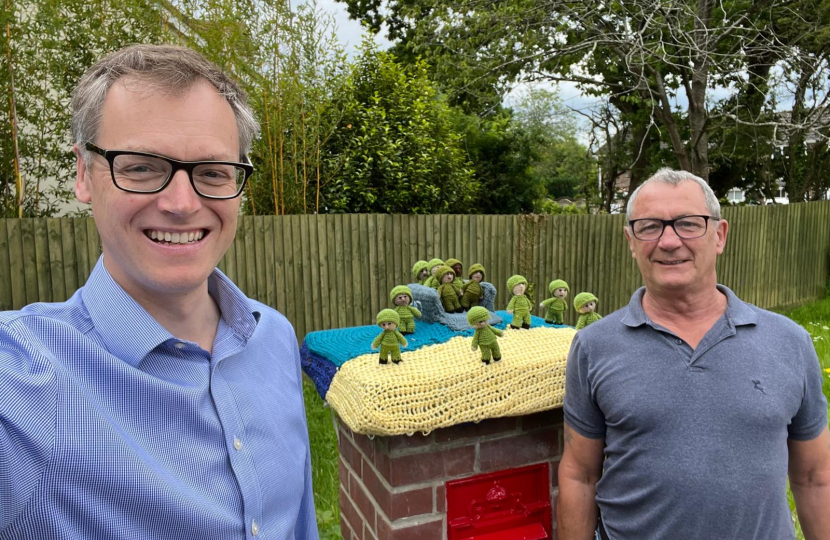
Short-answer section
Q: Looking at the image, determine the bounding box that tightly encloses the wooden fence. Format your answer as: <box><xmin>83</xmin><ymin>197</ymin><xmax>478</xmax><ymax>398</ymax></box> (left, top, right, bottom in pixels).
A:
<box><xmin>1</xmin><ymin>202</ymin><xmax>829</xmax><ymax>339</ymax></box>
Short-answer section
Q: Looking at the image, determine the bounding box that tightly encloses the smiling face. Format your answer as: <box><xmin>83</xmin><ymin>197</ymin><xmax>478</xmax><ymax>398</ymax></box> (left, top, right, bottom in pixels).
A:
<box><xmin>554</xmin><ymin>287</ymin><xmax>568</xmax><ymax>299</ymax></box>
<box><xmin>394</xmin><ymin>293</ymin><xmax>410</xmax><ymax>306</ymax></box>
<box><xmin>75</xmin><ymin>79</ymin><xmax>241</xmax><ymax>304</ymax></box>
<box><xmin>625</xmin><ymin>181</ymin><xmax>728</xmax><ymax>297</ymax></box>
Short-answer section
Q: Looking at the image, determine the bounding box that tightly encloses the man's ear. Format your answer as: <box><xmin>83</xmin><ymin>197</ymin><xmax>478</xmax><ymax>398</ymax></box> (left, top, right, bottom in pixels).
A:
<box><xmin>73</xmin><ymin>143</ymin><xmax>92</xmax><ymax>204</ymax></box>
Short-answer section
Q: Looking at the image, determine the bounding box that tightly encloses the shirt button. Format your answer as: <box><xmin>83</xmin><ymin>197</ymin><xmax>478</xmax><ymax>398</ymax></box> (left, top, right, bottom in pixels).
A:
<box><xmin>251</xmin><ymin>520</ymin><xmax>259</xmax><ymax>536</ymax></box>
<box><xmin>174</xmin><ymin>342</ymin><xmax>186</xmax><ymax>349</ymax></box>
<box><xmin>675</xmin><ymin>339</ymin><xmax>683</xmax><ymax>345</ymax></box>
<box><xmin>234</xmin><ymin>438</ymin><xmax>243</xmax><ymax>451</ymax></box>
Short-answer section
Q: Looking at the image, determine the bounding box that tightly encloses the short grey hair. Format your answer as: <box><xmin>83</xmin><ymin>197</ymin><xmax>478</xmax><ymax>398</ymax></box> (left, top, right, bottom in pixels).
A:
<box><xmin>71</xmin><ymin>44</ymin><xmax>259</xmax><ymax>162</ymax></box>
<box><xmin>626</xmin><ymin>168</ymin><xmax>721</xmax><ymax>221</ymax></box>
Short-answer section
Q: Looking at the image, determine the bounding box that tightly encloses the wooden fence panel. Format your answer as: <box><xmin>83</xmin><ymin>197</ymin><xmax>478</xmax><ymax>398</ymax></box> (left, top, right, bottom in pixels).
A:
<box><xmin>2</xmin><ymin>202</ymin><xmax>829</xmax><ymax>338</ymax></box>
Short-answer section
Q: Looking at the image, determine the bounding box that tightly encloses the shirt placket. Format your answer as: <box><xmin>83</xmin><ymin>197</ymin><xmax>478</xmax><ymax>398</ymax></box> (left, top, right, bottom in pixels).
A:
<box><xmin>210</xmin><ymin>332</ymin><xmax>264</xmax><ymax>539</ymax></box>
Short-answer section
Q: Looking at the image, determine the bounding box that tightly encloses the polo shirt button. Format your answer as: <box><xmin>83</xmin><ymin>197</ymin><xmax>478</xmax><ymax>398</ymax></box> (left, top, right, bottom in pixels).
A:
<box><xmin>251</xmin><ymin>520</ymin><xmax>259</xmax><ymax>536</ymax></box>
<box><xmin>234</xmin><ymin>437</ymin><xmax>243</xmax><ymax>451</ymax></box>
<box><xmin>174</xmin><ymin>342</ymin><xmax>186</xmax><ymax>349</ymax></box>
<box><xmin>675</xmin><ymin>339</ymin><xmax>683</xmax><ymax>345</ymax></box>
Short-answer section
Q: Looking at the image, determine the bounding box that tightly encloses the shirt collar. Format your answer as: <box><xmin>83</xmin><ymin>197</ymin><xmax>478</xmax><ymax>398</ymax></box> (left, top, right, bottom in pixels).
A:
<box><xmin>621</xmin><ymin>284</ymin><xmax>758</xmax><ymax>328</ymax></box>
<box><xmin>82</xmin><ymin>257</ymin><xmax>259</xmax><ymax>368</ymax></box>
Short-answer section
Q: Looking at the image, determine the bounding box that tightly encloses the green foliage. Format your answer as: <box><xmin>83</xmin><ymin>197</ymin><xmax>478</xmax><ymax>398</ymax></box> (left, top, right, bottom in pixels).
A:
<box><xmin>319</xmin><ymin>40</ymin><xmax>476</xmax><ymax>214</ymax></box>
<box><xmin>303</xmin><ymin>378</ymin><xmax>341</xmax><ymax>537</ymax></box>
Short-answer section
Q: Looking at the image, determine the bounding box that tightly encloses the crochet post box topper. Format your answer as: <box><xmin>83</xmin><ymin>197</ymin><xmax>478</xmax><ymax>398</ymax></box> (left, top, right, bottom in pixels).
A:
<box><xmin>461</xmin><ymin>263</ymin><xmax>486</xmax><ymax>309</ymax></box>
<box><xmin>574</xmin><ymin>292</ymin><xmax>602</xmax><ymax>330</ymax></box>
<box><xmin>436</xmin><ymin>265</ymin><xmax>464</xmax><ymax>313</ymax></box>
<box><xmin>411</xmin><ymin>260</ymin><xmax>429</xmax><ymax>285</ymax></box>
<box><xmin>372</xmin><ymin>309</ymin><xmax>407</xmax><ymax>364</ymax></box>
<box><xmin>467</xmin><ymin>306</ymin><xmax>503</xmax><ymax>364</ymax></box>
<box><xmin>506</xmin><ymin>275</ymin><xmax>532</xmax><ymax>329</ymax></box>
<box><xmin>390</xmin><ymin>285</ymin><xmax>421</xmax><ymax>334</ymax></box>
<box><xmin>540</xmin><ymin>279</ymin><xmax>569</xmax><ymax>325</ymax></box>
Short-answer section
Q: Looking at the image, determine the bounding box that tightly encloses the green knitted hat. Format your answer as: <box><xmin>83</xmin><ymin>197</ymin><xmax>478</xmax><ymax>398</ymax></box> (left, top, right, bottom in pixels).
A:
<box><xmin>376</xmin><ymin>309</ymin><xmax>401</xmax><ymax>326</ymax></box>
<box><xmin>390</xmin><ymin>285</ymin><xmax>413</xmax><ymax>303</ymax></box>
<box><xmin>507</xmin><ymin>275</ymin><xmax>528</xmax><ymax>292</ymax></box>
<box><xmin>436</xmin><ymin>265</ymin><xmax>456</xmax><ymax>282</ymax></box>
<box><xmin>427</xmin><ymin>258</ymin><xmax>445</xmax><ymax>271</ymax></box>
<box><xmin>466</xmin><ymin>306</ymin><xmax>490</xmax><ymax>325</ymax></box>
<box><xmin>574</xmin><ymin>292</ymin><xmax>598</xmax><ymax>310</ymax></box>
<box><xmin>549</xmin><ymin>279</ymin><xmax>569</xmax><ymax>294</ymax></box>
<box><xmin>468</xmin><ymin>263</ymin><xmax>485</xmax><ymax>279</ymax></box>
<box><xmin>411</xmin><ymin>260</ymin><xmax>429</xmax><ymax>280</ymax></box>
<box><xmin>445</xmin><ymin>258</ymin><xmax>462</xmax><ymax>268</ymax></box>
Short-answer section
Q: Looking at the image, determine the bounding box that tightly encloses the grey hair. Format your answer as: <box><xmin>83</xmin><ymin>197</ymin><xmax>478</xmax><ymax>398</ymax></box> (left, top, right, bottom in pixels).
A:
<box><xmin>626</xmin><ymin>168</ymin><xmax>721</xmax><ymax>221</ymax></box>
<box><xmin>71</xmin><ymin>44</ymin><xmax>259</xmax><ymax>163</ymax></box>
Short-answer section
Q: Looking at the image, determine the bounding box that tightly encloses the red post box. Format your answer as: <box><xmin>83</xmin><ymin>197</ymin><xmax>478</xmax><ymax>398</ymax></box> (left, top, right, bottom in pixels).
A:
<box><xmin>446</xmin><ymin>463</ymin><xmax>552</xmax><ymax>540</ymax></box>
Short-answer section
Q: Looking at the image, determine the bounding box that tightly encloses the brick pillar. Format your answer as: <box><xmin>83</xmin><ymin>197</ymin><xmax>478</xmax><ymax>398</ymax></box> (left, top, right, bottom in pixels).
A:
<box><xmin>337</xmin><ymin>408</ymin><xmax>564</xmax><ymax>540</ymax></box>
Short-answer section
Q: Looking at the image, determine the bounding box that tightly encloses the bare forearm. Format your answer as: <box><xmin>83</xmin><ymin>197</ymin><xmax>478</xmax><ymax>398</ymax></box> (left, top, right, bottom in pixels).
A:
<box><xmin>556</xmin><ymin>476</ymin><xmax>598</xmax><ymax>540</ymax></box>
<box><xmin>792</xmin><ymin>483</ymin><xmax>830</xmax><ymax>540</ymax></box>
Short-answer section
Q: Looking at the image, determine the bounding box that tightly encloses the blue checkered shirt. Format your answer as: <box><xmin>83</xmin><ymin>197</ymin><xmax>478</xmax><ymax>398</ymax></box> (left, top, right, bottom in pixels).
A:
<box><xmin>0</xmin><ymin>258</ymin><xmax>318</xmax><ymax>539</ymax></box>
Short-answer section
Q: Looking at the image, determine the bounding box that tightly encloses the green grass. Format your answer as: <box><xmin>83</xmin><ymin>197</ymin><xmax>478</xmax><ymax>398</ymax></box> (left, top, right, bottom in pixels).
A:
<box><xmin>303</xmin><ymin>296</ymin><xmax>830</xmax><ymax>539</ymax></box>
<box><xmin>779</xmin><ymin>297</ymin><xmax>830</xmax><ymax>540</ymax></box>
<box><xmin>303</xmin><ymin>378</ymin><xmax>342</xmax><ymax>540</ymax></box>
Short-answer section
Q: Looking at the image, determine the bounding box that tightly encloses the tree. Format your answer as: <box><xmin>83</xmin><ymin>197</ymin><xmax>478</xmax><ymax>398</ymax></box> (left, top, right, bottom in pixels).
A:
<box><xmin>337</xmin><ymin>0</ymin><xmax>830</xmax><ymax>185</ymax></box>
<box><xmin>318</xmin><ymin>40</ymin><xmax>477</xmax><ymax>214</ymax></box>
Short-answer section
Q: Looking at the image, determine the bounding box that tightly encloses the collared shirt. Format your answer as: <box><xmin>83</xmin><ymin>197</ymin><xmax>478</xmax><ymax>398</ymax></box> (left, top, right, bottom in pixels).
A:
<box><xmin>0</xmin><ymin>258</ymin><xmax>318</xmax><ymax>540</ymax></box>
<box><xmin>564</xmin><ymin>285</ymin><xmax>828</xmax><ymax>540</ymax></box>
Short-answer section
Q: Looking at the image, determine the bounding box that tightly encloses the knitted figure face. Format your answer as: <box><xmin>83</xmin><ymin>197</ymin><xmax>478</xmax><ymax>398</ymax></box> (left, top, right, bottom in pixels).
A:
<box><xmin>442</xmin><ymin>271</ymin><xmax>455</xmax><ymax>284</ymax></box>
<box><xmin>578</xmin><ymin>300</ymin><xmax>597</xmax><ymax>314</ymax></box>
<box><xmin>451</xmin><ymin>263</ymin><xmax>463</xmax><ymax>277</ymax></box>
<box><xmin>380</xmin><ymin>321</ymin><xmax>397</xmax><ymax>331</ymax></box>
<box><xmin>554</xmin><ymin>287</ymin><xmax>568</xmax><ymax>299</ymax></box>
<box><xmin>418</xmin><ymin>268</ymin><xmax>429</xmax><ymax>280</ymax></box>
<box><xmin>471</xmin><ymin>271</ymin><xmax>483</xmax><ymax>283</ymax></box>
<box><xmin>512</xmin><ymin>283</ymin><xmax>526</xmax><ymax>296</ymax></box>
<box><xmin>394</xmin><ymin>293</ymin><xmax>411</xmax><ymax>306</ymax></box>
<box><xmin>472</xmin><ymin>319</ymin><xmax>488</xmax><ymax>329</ymax></box>
<box><xmin>430</xmin><ymin>265</ymin><xmax>442</xmax><ymax>276</ymax></box>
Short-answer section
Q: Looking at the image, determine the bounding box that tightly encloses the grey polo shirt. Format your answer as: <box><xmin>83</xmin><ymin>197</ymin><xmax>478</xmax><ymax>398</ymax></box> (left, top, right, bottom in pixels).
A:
<box><xmin>564</xmin><ymin>285</ymin><xmax>828</xmax><ymax>540</ymax></box>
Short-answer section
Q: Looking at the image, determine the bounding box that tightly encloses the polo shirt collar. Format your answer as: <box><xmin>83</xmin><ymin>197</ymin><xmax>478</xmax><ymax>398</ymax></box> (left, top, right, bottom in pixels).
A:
<box><xmin>83</xmin><ymin>257</ymin><xmax>259</xmax><ymax>368</ymax></box>
<box><xmin>621</xmin><ymin>284</ymin><xmax>758</xmax><ymax>328</ymax></box>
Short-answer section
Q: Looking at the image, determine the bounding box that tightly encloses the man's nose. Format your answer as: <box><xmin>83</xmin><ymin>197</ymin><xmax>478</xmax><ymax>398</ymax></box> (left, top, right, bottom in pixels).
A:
<box><xmin>156</xmin><ymin>170</ymin><xmax>202</xmax><ymax>215</ymax></box>
<box><xmin>657</xmin><ymin>223</ymin><xmax>683</xmax><ymax>248</ymax></box>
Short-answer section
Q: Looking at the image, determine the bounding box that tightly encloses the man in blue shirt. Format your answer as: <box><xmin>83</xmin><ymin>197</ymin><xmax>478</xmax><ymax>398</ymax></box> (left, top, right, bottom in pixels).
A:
<box><xmin>0</xmin><ymin>45</ymin><xmax>318</xmax><ymax>539</ymax></box>
<box><xmin>558</xmin><ymin>169</ymin><xmax>830</xmax><ymax>540</ymax></box>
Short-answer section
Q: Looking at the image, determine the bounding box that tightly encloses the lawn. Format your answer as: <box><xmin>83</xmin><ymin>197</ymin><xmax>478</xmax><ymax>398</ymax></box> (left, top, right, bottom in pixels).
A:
<box><xmin>303</xmin><ymin>295</ymin><xmax>830</xmax><ymax>539</ymax></box>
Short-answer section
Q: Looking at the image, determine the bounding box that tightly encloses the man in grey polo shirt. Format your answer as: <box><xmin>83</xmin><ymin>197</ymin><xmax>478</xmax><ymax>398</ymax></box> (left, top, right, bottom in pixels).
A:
<box><xmin>558</xmin><ymin>168</ymin><xmax>830</xmax><ymax>540</ymax></box>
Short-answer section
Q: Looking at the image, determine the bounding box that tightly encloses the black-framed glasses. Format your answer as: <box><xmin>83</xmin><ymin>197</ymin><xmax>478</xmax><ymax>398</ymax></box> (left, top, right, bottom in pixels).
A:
<box><xmin>628</xmin><ymin>215</ymin><xmax>720</xmax><ymax>241</ymax></box>
<box><xmin>84</xmin><ymin>142</ymin><xmax>253</xmax><ymax>200</ymax></box>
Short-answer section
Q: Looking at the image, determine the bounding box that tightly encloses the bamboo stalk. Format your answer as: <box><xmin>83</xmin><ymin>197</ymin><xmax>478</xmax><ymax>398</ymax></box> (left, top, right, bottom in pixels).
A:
<box><xmin>5</xmin><ymin>11</ymin><xmax>23</xmax><ymax>218</ymax></box>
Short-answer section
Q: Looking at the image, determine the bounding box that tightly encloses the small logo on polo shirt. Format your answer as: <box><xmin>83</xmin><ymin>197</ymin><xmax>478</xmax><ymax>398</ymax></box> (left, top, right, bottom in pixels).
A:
<box><xmin>752</xmin><ymin>379</ymin><xmax>766</xmax><ymax>395</ymax></box>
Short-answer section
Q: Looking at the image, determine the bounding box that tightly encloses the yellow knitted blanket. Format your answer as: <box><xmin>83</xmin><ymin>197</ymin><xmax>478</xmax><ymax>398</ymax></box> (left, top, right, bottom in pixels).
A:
<box><xmin>326</xmin><ymin>325</ymin><xmax>576</xmax><ymax>436</ymax></box>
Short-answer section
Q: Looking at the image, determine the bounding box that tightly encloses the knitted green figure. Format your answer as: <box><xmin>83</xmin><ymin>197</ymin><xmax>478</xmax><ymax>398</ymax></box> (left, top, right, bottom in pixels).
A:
<box><xmin>445</xmin><ymin>258</ymin><xmax>465</xmax><ymax>288</ymax></box>
<box><xmin>539</xmin><ymin>279</ymin><xmax>569</xmax><ymax>324</ymax></box>
<box><xmin>390</xmin><ymin>285</ymin><xmax>421</xmax><ymax>334</ymax></box>
<box><xmin>506</xmin><ymin>275</ymin><xmax>532</xmax><ymax>329</ymax></box>
<box><xmin>372</xmin><ymin>309</ymin><xmax>407</xmax><ymax>364</ymax></box>
<box><xmin>412</xmin><ymin>260</ymin><xmax>430</xmax><ymax>285</ymax></box>
<box><xmin>467</xmin><ymin>306</ymin><xmax>503</xmax><ymax>364</ymax></box>
<box><xmin>574</xmin><ymin>292</ymin><xmax>602</xmax><ymax>330</ymax></box>
<box><xmin>424</xmin><ymin>258</ymin><xmax>445</xmax><ymax>288</ymax></box>
<box><xmin>436</xmin><ymin>265</ymin><xmax>463</xmax><ymax>313</ymax></box>
<box><xmin>461</xmin><ymin>263</ymin><xmax>486</xmax><ymax>309</ymax></box>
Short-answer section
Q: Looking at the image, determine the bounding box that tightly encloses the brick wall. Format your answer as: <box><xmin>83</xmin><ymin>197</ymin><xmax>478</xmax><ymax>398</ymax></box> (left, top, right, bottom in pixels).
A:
<box><xmin>337</xmin><ymin>408</ymin><xmax>564</xmax><ymax>540</ymax></box>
